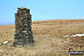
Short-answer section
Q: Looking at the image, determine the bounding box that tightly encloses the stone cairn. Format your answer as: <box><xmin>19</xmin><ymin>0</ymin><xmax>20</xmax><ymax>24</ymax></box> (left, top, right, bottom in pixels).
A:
<box><xmin>13</xmin><ymin>7</ymin><xmax>34</xmax><ymax>46</ymax></box>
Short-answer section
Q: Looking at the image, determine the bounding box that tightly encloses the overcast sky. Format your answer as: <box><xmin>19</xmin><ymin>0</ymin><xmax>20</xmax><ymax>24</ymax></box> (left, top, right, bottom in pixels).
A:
<box><xmin>0</xmin><ymin>0</ymin><xmax>84</xmax><ymax>25</ymax></box>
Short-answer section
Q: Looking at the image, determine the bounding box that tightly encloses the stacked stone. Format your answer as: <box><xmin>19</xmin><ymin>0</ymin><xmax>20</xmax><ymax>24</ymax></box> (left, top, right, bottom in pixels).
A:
<box><xmin>13</xmin><ymin>7</ymin><xmax>34</xmax><ymax>46</ymax></box>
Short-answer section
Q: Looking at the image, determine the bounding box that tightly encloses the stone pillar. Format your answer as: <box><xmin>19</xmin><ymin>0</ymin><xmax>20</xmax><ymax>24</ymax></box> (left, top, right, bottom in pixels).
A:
<box><xmin>13</xmin><ymin>7</ymin><xmax>34</xmax><ymax>46</ymax></box>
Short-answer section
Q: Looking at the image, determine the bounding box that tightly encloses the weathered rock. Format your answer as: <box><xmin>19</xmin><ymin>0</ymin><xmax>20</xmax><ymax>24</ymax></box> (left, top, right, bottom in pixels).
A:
<box><xmin>13</xmin><ymin>7</ymin><xmax>34</xmax><ymax>46</ymax></box>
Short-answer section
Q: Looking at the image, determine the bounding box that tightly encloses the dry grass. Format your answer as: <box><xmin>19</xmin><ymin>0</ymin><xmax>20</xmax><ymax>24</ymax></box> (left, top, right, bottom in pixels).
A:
<box><xmin>0</xmin><ymin>19</ymin><xmax>84</xmax><ymax>56</ymax></box>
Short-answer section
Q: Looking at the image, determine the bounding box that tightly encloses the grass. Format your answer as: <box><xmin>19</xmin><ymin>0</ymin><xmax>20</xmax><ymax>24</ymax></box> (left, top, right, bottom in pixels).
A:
<box><xmin>0</xmin><ymin>19</ymin><xmax>84</xmax><ymax>56</ymax></box>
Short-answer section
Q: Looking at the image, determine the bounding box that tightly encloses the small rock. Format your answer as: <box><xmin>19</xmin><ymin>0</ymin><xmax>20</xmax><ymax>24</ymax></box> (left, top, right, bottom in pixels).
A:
<box><xmin>0</xmin><ymin>43</ymin><xmax>2</xmax><ymax>45</ymax></box>
<box><xmin>3</xmin><ymin>41</ymin><xmax>8</xmax><ymax>44</ymax></box>
<box><xmin>64</xmin><ymin>35</ymin><xmax>70</xmax><ymax>37</ymax></box>
<box><xmin>10</xmin><ymin>43</ymin><xmax>13</xmax><ymax>47</ymax></box>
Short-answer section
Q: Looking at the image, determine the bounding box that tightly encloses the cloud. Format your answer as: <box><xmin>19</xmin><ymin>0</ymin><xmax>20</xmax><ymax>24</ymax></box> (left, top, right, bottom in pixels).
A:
<box><xmin>82</xmin><ymin>16</ymin><xmax>84</xmax><ymax>19</ymax></box>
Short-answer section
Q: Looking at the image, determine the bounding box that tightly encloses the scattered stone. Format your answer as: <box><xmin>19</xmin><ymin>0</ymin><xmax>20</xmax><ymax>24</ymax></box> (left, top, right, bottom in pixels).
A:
<box><xmin>71</xmin><ymin>34</ymin><xmax>84</xmax><ymax>37</ymax></box>
<box><xmin>0</xmin><ymin>41</ymin><xmax>8</xmax><ymax>46</ymax></box>
<box><xmin>64</xmin><ymin>35</ymin><xmax>70</xmax><ymax>37</ymax></box>
<box><xmin>4</xmin><ymin>44</ymin><xmax>8</xmax><ymax>47</ymax></box>
<box><xmin>64</xmin><ymin>34</ymin><xmax>84</xmax><ymax>38</ymax></box>
<box><xmin>3</xmin><ymin>41</ymin><xmax>8</xmax><ymax>44</ymax></box>
<box><xmin>9</xmin><ymin>43</ymin><xmax>14</xmax><ymax>47</ymax></box>
<box><xmin>0</xmin><ymin>43</ymin><xmax>2</xmax><ymax>46</ymax></box>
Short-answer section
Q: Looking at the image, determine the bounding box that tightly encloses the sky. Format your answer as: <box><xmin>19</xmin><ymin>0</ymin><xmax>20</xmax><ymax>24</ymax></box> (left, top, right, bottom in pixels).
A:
<box><xmin>0</xmin><ymin>0</ymin><xmax>84</xmax><ymax>25</ymax></box>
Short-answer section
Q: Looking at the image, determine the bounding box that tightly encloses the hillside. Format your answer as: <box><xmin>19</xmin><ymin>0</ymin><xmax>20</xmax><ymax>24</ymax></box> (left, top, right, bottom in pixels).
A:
<box><xmin>0</xmin><ymin>19</ymin><xmax>84</xmax><ymax>56</ymax></box>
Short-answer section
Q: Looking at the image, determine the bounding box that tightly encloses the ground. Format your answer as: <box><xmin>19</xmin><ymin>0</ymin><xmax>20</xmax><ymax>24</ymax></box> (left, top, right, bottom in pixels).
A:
<box><xmin>0</xmin><ymin>19</ymin><xmax>84</xmax><ymax>56</ymax></box>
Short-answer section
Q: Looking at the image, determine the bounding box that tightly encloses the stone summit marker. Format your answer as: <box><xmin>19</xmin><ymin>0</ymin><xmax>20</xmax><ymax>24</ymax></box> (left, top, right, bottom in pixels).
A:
<box><xmin>13</xmin><ymin>7</ymin><xmax>34</xmax><ymax>46</ymax></box>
